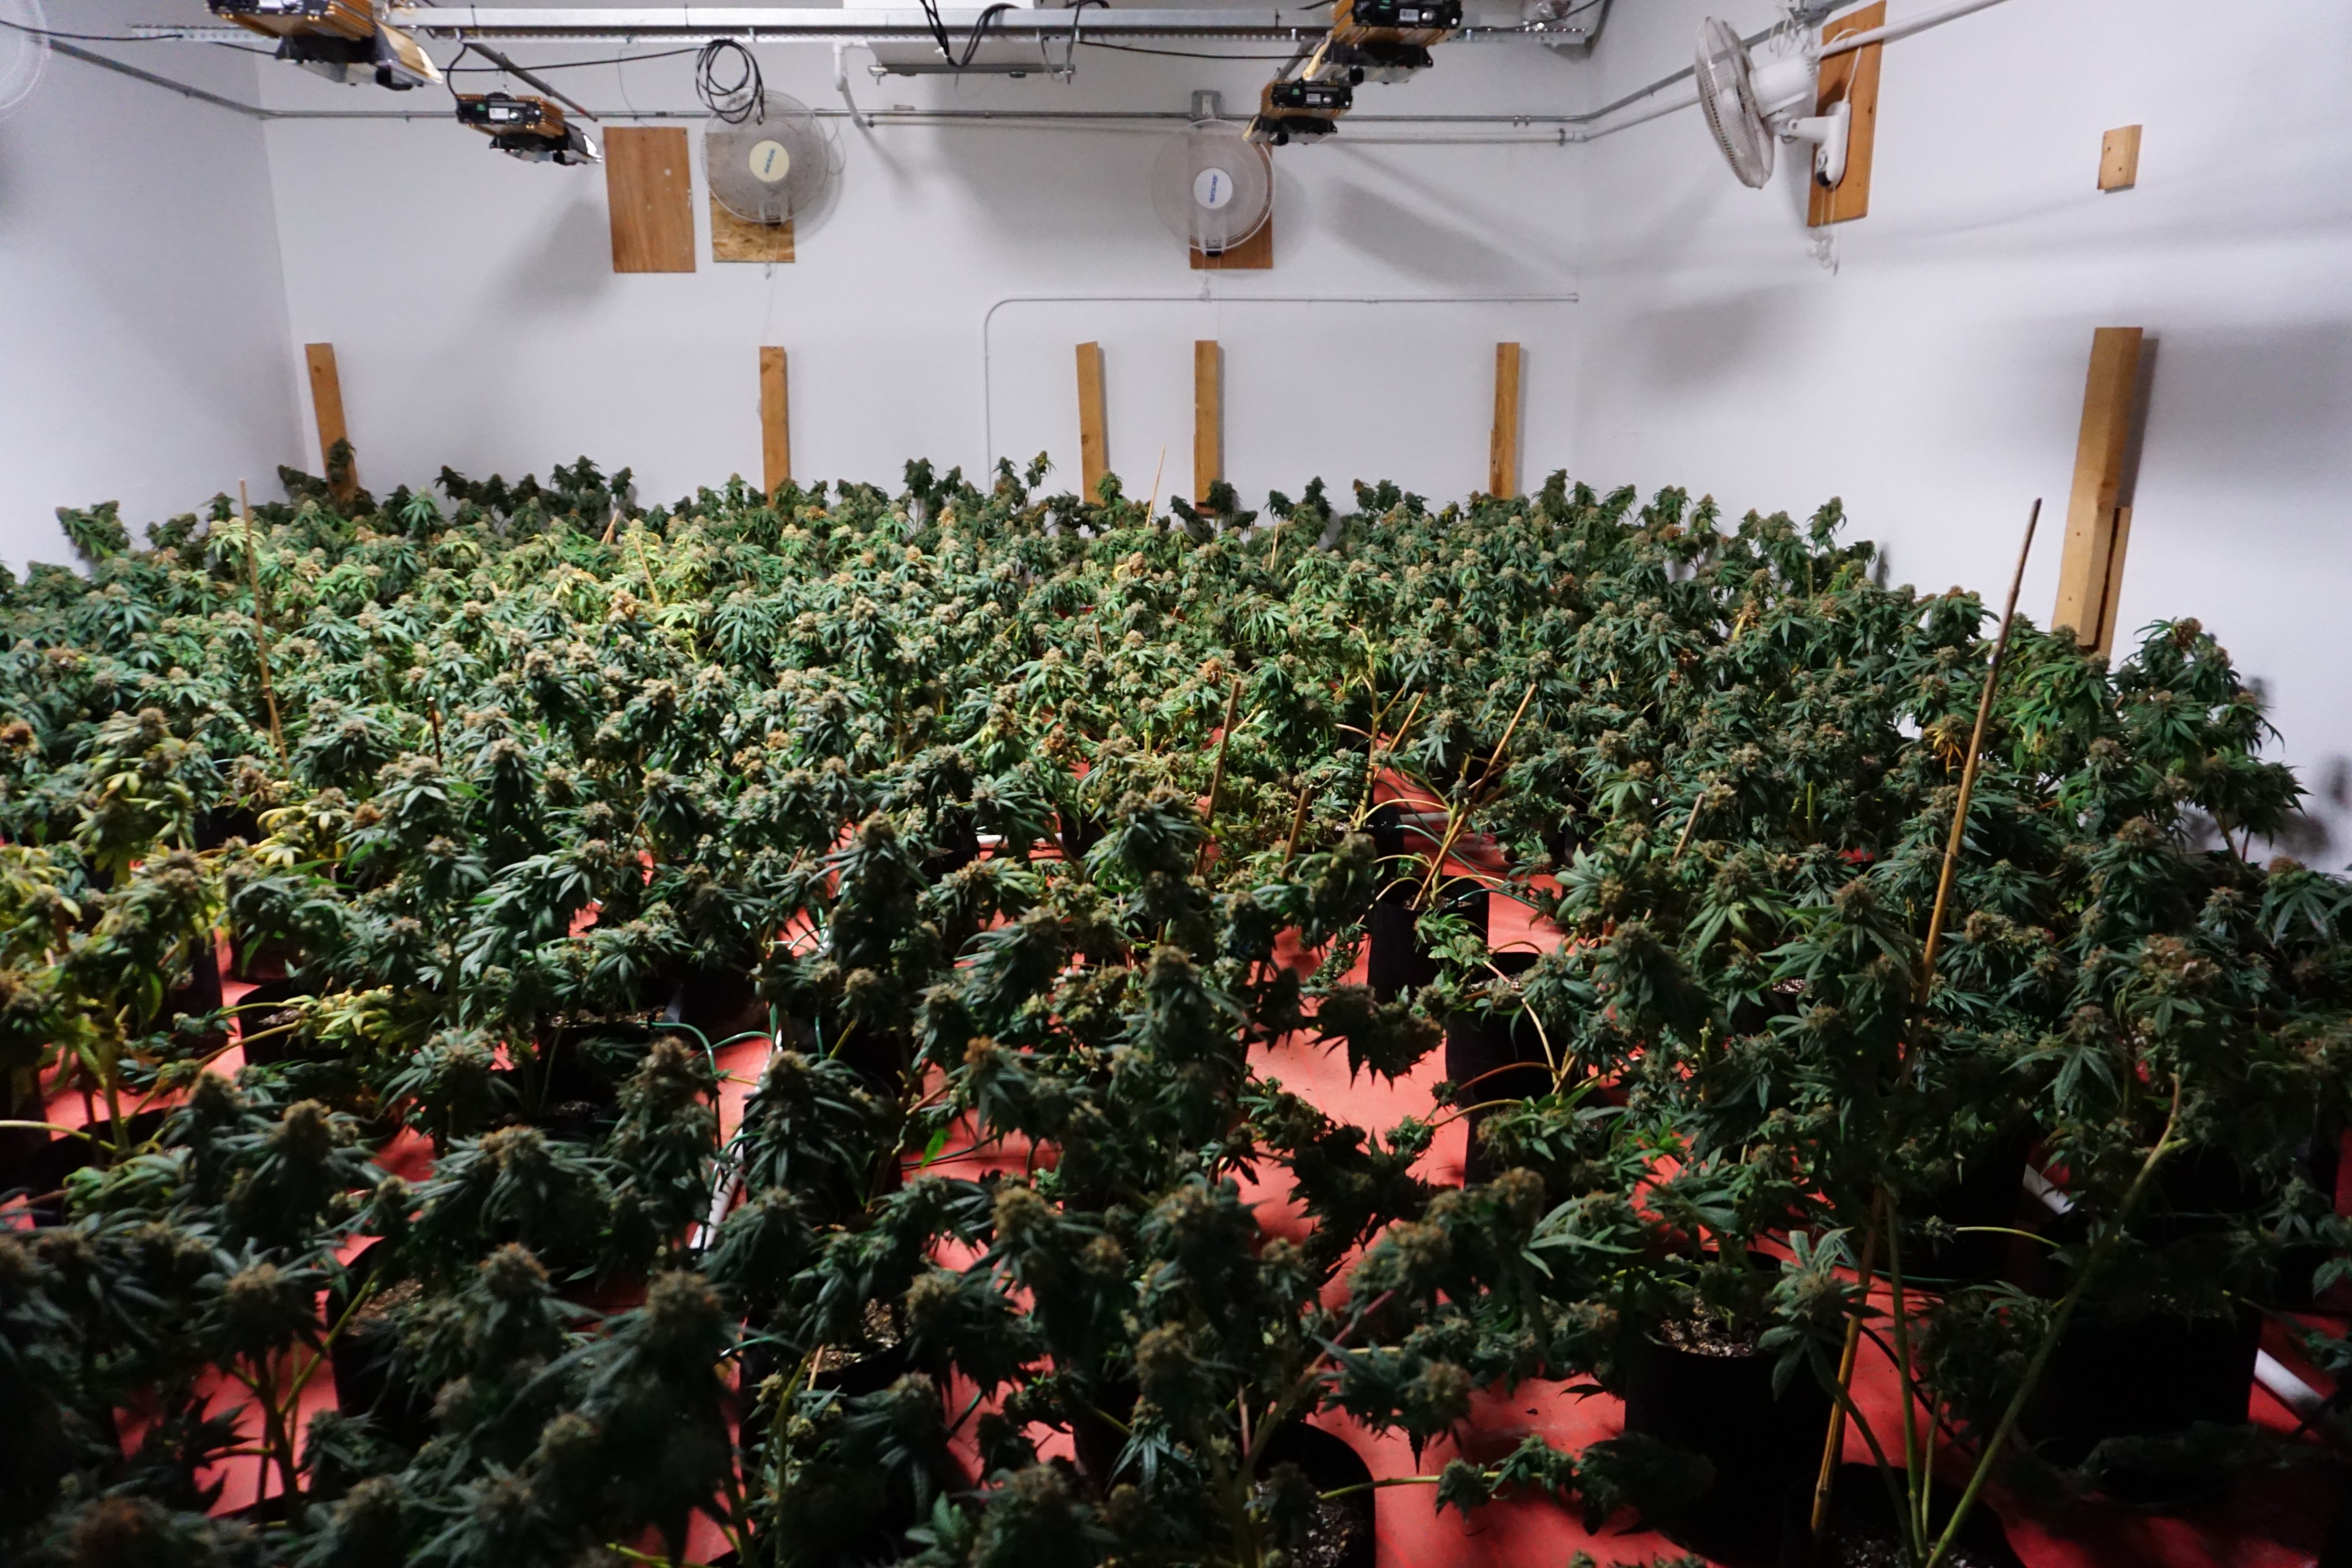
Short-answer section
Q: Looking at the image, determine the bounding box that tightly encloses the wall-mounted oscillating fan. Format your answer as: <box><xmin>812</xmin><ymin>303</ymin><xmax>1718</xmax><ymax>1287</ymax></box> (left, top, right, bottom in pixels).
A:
<box><xmin>704</xmin><ymin>93</ymin><xmax>835</xmax><ymax>226</ymax></box>
<box><xmin>1151</xmin><ymin>119</ymin><xmax>1272</xmax><ymax>255</ymax></box>
<box><xmin>1694</xmin><ymin>16</ymin><xmax>1847</xmax><ymax>190</ymax></box>
<box><xmin>0</xmin><ymin>0</ymin><xmax>51</xmax><ymax>119</ymax></box>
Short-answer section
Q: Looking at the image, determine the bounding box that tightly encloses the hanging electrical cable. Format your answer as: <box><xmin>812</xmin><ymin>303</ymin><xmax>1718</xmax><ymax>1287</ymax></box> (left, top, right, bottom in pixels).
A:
<box><xmin>693</xmin><ymin>37</ymin><xmax>764</xmax><ymax>124</ymax></box>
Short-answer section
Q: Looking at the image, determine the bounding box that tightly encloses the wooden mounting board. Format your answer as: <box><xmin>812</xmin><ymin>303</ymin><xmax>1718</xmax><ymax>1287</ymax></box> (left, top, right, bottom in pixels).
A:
<box><xmin>760</xmin><ymin>347</ymin><xmax>791</xmax><ymax>496</ymax></box>
<box><xmin>605</xmin><ymin>127</ymin><xmax>695</xmax><ymax>273</ymax></box>
<box><xmin>714</xmin><ymin>199</ymin><xmax>794</xmax><ymax>263</ymax></box>
<box><xmin>1191</xmin><ymin>210</ymin><xmax>1274</xmax><ymax>271</ymax></box>
<box><xmin>1076</xmin><ymin>342</ymin><xmax>1109</xmax><ymax>497</ymax></box>
<box><xmin>1488</xmin><ymin>342</ymin><xmax>1521</xmax><ymax>498</ymax></box>
<box><xmin>1193</xmin><ymin>341</ymin><xmax>1223</xmax><ymax>503</ymax></box>
<box><xmin>2100</xmin><ymin>124</ymin><xmax>2142</xmax><ymax>192</ymax></box>
<box><xmin>303</xmin><ymin>343</ymin><xmax>355</xmax><ymax>500</ymax></box>
<box><xmin>2052</xmin><ymin>326</ymin><xmax>2146</xmax><ymax>654</ymax></box>
<box><xmin>1809</xmin><ymin>1</ymin><xmax>1884</xmax><ymax>228</ymax></box>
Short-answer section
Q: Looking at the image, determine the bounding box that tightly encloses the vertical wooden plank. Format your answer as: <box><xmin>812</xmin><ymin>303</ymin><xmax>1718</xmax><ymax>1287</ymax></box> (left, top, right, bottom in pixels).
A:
<box><xmin>1193</xmin><ymin>341</ymin><xmax>1223</xmax><ymax>504</ymax></box>
<box><xmin>1488</xmin><ymin>342</ymin><xmax>1522</xmax><ymax>498</ymax></box>
<box><xmin>1191</xmin><ymin>210</ymin><xmax>1275</xmax><ymax>271</ymax></box>
<box><xmin>2092</xmin><ymin>505</ymin><xmax>2133</xmax><ymax>658</ymax></box>
<box><xmin>759</xmin><ymin>347</ymin><xmax>791</xmax><ymax>497</ymax></box>
<box><xmin>605</xmin><ymin>127</ymin><xmax>695</xmax><ymax>274</ymax></box>
<box><xmin>1076</xmin><ymin>342</ymin><xmax>1109</xmax><ymax>497</ymax></box>
<box><xmin>1809</xmin><ymin>0</ymin><xmax>1885</xmax><ymax>227</ymax></box>
<box><xmin>2052</xmin><ymin>326</ymin><xmax>2146</xmax><ymax>645</ymax></box>
<box><xmin>303</xmin><ymin>343</ymin><xmax>355</xmax><ymax>500</ymax></box>
<box><xmin>2099</xmin><ymin>124</ymin><xmax>2143</xmax><ymax>192</ymax></box>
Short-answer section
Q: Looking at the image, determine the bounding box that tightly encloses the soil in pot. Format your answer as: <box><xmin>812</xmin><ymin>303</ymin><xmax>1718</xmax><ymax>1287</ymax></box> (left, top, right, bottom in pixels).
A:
<box><xmin>328</xmin><ymin>1238</ymin><xmax>435</xmax><ymax>1450</ymax></box>
<box><xmin>1779</xmin><ymin>1463</ymin><xmax>2023</xmax><ymax>1568</ymax></box>
<box><xmin>1255</xmin><ymin>1420</ymin><xmax>1376</xmax><ymax>1568</ymax></box>
<box><xmin>1621</xmin><ymin>1312</ymin><xmax>1834</xmax><ymax>1566</ymax></box>
<box><xmin>1445</xmin><ymin>948</ymin><xmax>1565</xmax><ymax>1188</ymax></box>
<box><xmin>2019</xmin><ymin>1303</ymin><xmax>2260</xmax><ymax>1508</ymax></box>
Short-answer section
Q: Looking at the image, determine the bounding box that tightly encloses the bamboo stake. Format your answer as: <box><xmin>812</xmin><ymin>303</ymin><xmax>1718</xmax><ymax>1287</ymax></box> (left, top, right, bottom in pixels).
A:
<box><xmin>1809</xmin><ymin>499</ymin><xmax>2040</xmax><ymax>1543</ymax></box>
<box><xmin>1196</xmin><ymin>674</ymin><xmax>1245</xmax><ymax>875</ymax></box>
<box><xmin>1919</xmin><ymin>498</ymin><xmax>2042</xmax><ymax>990</ymax></box>
<box><xmin>1278</xmin><ymin>782</ymin><xmax>1312</xmax><ymax>868</ymax></box>
<box><xmin>241</xmin><ymin>482</ymin><xmax>286</xmax><ymax>758</ymax></box>
<box><xmin>1412</xmin><ymin>681</ymin><xmax>1538</xmax><ymax>910</ymax></box>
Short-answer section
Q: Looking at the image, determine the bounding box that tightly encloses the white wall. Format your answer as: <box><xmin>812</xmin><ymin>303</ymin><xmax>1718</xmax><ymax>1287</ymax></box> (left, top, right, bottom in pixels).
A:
<box><xmin>0</xmin><ymin>2</ymin><xmax>300</xmax><ymax>572</ymax></box>
<box><xmin>253</xmin><ymin>40</ymin><xmax>1588</xmax><ymax>511</ymax></box>
<box><xmin>1570</xmin><ymin>0</ymin><xmax>2352</xmax><ymax>851</ymax></box>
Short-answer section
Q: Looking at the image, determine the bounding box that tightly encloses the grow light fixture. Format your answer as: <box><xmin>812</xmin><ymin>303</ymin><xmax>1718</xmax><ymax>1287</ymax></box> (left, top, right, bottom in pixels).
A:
<box><xmin>1246</xmin><ymin>0</ymin><xmax>1460</xmax><ymax>146</ymax></box>
<box><xmin>209</xmin><ymin>0</ymin><xmax>442</xmax><ymax>91</ymax></box>
<box><xmin>456</xmin><ymin>92</ymin><xmax>600</xmax><ymax>165</ymax></box>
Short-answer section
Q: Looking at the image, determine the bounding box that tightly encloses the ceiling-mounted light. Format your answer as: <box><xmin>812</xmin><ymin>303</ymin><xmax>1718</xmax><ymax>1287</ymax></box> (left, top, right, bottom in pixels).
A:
<box><xmin>456</xmin><ymin>92</ymin><xmax>600</xmax><ymax>165</ymax></box>
<box><xmin>209</xmin><ymin>0</ymin><xmax>443</xmax><ymax>91</ymax></box>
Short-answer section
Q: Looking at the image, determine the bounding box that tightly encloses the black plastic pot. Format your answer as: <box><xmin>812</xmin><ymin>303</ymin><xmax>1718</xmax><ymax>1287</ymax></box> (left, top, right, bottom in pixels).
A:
<box><xmin>1444</xmin><ymin>949</ymin><xmax>1558</xmax><ymax>1188</ymax></box>
<box><xmin>1256</xmin><ymin>1421</ymin><xmax>1376</xmax><ymax>1568</ymax></box>
<box><xmin>2020</xmin><ymin>1304</ymin><xmax>2261</xmax><ymax>1507</ymax></box>
<box><xmin>664</xmin><ymin>964</ymin><xmax>767</xmax><ymax>1045</ymax></box>
<box><xmin>1905</xmin><ymin>1133</ymin><xmax>2030</xmax><ymax>1286</ymax></box>
<box><xmin>1621</xmin><ymin>1326</ymin><xmax>1833</xmax><ymax>1566</ymax></box>
<box><xmin>10</xmin><ymin>1112</ymin><xmax>169</xmax><ymax>1229</ymax></box>
<box><xmin>1363</xmin><ymin>809</ymin><xmax>1486</xmax><ymax>1002</ymax></box>
<box><xmin>194</xmin><ymin>805</ymin><xmax>262</xmax><ymax>851</ymax></box>
<box><xmin>327</xmin><ymin>1238</ymin><xmax>435</xmax><ymax>1450</ymax></box>
<box><xmin>1778</xmin><ymin>1463</ymin><xmax>2024</xmax><ymax>1568</ymax></box>
<box><xmin>1058</xmin><ymin>807</ymin><xmax>1102</xmax><ymax>864</ymax></box>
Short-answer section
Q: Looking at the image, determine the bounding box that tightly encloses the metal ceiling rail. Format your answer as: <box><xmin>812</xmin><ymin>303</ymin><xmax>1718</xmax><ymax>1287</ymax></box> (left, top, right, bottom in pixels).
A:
<box><xmin>378</xmin><ymin>7</ymin><xmax>1586</xmax><ymax>45</ymax></box>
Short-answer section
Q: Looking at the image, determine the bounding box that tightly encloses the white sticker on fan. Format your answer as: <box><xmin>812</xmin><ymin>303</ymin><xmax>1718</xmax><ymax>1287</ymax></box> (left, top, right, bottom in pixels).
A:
<box><xmin>1194</xmin><ymin>167</ymin><xmax>1234</xmax><ymax>211</ymax></box>
<box><xmin>750</xmin><ymin>140</ymin><xmax>791</xmax><ymax>184</ymax></box>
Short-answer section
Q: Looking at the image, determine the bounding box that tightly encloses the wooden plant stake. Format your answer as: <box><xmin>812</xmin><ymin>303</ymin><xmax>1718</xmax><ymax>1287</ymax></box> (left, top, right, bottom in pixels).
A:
<box><xmin>1808</xmin><ymin>499</ymin><xmax>2041</xmax><ymax>1543</ymax></box>
<box><xmin>240</xmin><ymin>482</ymin><xmax>286</xmax><ymax>759</ymax></box>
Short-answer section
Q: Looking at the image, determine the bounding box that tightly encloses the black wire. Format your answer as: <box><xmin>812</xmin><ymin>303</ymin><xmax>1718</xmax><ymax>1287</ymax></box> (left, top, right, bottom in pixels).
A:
<box><xmin>915</xmin><ymin>0</ymin><xmax>1020</xmax><ymax>70</ymax></box>
<box><xmin>1079</xmin><ymin>41</ymin><xmax>1313</xmax><ymax>60</ymax></box>
<box><xmin>443</xmin><ymin>47</ymin><xmax>705</xmax><ymax>73</ymax></box>
<box><xmin>694</xmin><ymin>38</ymin><xmax>764</xmax><ymax>123</ymax></box>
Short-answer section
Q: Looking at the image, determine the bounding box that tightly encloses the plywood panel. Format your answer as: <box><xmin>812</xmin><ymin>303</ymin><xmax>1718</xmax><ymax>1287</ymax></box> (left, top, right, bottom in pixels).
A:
<box><xmin>1488</xmin><ymin>342</ymin><xmax>1522</xmax><ymax>497</ymax></box>
<box><xmin>1191</xmin><ymin>209</ymin><xmax>1275</xmax><ymax>271</ymax></box>
<box><xmin>303</xmin><ymin>342</ymin><xmax>355</xmax><ymax>501</ymax></box>
<box><xmin>1076</xmin><ymin>342</ymin><xmax>1109</xmax><ymax>497</ymax></box>
<box><xmin>714</xmin><ymin>198</ymin><xmax>794</xmax><ymax>263</ymax></box>
<box><xmin>2052</xmin><ymin>326</ymin><xmax>2146</xmax><ymax>647</ymax></box>
<box><xmin>760</xmin><ymin>347</ymin><xmax>791</xmax><ymax>497</ymax></box>
<box><xmin>1809</xmin><ymin>1</ymin><xmax>1884</xmax><ymax>228</ymax></box>
<box><xmin>1193</xmin><ymin>341</ymin><xmax>1223</xmax><ymax>504</ymax></box>
<box><xmin>605</xmin><ymin>127</ymin><xmax>695</xmax><ymax>274</ymax></box>
<box><xmin>2099</xmin><ymin>124</ymin><xmax>2142</xmax><ymax>192</ymax></box>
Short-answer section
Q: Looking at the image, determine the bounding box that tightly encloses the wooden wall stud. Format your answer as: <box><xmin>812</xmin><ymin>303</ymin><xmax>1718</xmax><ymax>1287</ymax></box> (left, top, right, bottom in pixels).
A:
<box><xmin>605</xmin><ymin>127</ymin><xmax>696</xmax><ymax>274</ymax></box>
<box><xmin>2099</xmin><ymin>124</ymin><xmax>2142</xmax><ymax>192</ymax></box>
<box><xmin>1193</xmin><ymin>341</ymin><xmax>1223</xmax><ymax>503</ymax></box>
<box><xmin>1076</xmin><ymin>342</ymin><xmax>1109</xmax><ymax>497</ymax></box>
<box><xmin>1809</xmin><ymin>0</ymin><xmax>1885</xmax><ymax>228</ymax></box>
<box><xmin>759</xmin><ymin>347</ymin><xmax>791</xmax><ymax>497</ymax></box>
<box><xmin>2052</xmin><ymin>326</ymin><xmax>2146</xmax><ymax>654</ymax></box>
<box><xmin>1488</xmin><ymin>342</ymin><xmax>1523</xmax><ymax>498</ymax></box>
<box><xmin>303</xmin><ymin>343</ymin><xmax>355</xmax><ymax>500</ymax></box>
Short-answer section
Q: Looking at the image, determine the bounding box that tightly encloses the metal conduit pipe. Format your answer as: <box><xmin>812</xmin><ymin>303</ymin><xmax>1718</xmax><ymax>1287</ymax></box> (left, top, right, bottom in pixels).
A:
<box><xmin>89</xmin><ymin>0</ymin><xmax>2022</xmax><ymax>133</ymax></box>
